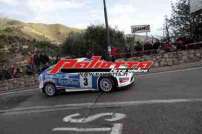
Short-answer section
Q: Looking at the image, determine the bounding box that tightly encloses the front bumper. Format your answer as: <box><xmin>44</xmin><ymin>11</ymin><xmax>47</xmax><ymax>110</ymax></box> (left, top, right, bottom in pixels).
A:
<box><xmin>39</xmin><ymin>81</ymin><xmax>44</xmax><ymax>89</ymax></box>
<box><xmin>38</xmin><ymin>74</ymin><xmax>44</xmax><ymax>89</ymax></box>
<box><xmin>117</xmin><ymin>74</ymin><xmax>135</xmax><ymax>88</ymax></box>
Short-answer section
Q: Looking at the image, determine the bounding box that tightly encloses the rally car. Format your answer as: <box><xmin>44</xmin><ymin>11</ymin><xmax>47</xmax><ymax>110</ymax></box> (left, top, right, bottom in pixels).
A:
<box><xmin>38</xmin><ymin>58</ymin><xmax>135</xmax><ymax>97</ymax></box>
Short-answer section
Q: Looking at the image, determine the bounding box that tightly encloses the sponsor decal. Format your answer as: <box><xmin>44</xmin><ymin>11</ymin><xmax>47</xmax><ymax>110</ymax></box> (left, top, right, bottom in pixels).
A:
<box><xmin>49</xmin><ymin>56</ymin><xmax>153</xmax><ymax>75</ymax></box>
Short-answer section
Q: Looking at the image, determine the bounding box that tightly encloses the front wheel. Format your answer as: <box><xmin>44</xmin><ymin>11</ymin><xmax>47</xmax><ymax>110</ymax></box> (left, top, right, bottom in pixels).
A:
<box><xmin>98</xmin><ymin>78</ymin><xmax>114</xmax><ymax>93</ymax></box>
<box><xmin>43</xmin><ymin>83</ymin><xmax>57</xmax><ymax>97</ymax></box>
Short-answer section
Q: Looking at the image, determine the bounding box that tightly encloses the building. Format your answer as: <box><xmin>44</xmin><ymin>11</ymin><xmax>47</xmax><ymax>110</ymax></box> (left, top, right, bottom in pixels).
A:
<box><xmin>190</xmin><ymin>0</ymin><xmax>202</xmax><ymax>41</ymax></box>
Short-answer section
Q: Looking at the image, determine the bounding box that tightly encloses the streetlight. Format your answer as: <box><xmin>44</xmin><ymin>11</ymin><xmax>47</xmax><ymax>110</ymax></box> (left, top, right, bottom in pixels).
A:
<box><xmin>103</xmin><ymin>0</ymin><xmax>111</xmax><ymax>59</ymax></box>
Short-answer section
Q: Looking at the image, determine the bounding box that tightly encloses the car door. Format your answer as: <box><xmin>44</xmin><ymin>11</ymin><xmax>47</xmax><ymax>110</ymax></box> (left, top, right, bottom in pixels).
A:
<box><xmin>57</xmin><ymin>71</ymin><xmax>80</xmax><ymax>89</ymax></box>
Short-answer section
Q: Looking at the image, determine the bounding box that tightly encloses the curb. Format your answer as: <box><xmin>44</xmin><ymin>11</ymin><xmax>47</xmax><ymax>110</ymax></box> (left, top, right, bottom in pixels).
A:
<box><xmin>150</xmin><ymin>61</ymin><xmax>202</xmax><ymax>73</ymax></box>
<box><xmin>0</xmin><ymin>87</ymin><xmax>38</xmax><ymax>96</ymax></box>
<box><xmin>0</xmin><ymin>86</ymin><xmax>38</xmax><ymax>95</ymax></box>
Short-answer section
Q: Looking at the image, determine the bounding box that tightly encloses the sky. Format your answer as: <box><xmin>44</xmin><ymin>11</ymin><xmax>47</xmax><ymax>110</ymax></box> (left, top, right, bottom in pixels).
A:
<box><xmin>0</xmin><ymin>0</ymin><xmax>177</xmax><ymax>36</ymax></box>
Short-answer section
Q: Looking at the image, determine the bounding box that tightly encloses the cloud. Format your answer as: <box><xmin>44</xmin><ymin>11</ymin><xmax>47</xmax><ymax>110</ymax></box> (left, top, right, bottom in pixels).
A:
<box><xmin>108</xmin><ymin>2</ymin><xmax>138</xmax><ymax>33</ymax></box>
<box><xmin>0</xmin><ymin>0</ymin><xmax>18</xmax><ymax>5</ymax></box>
<box><xmin>0</xmin><ymin>0</ymin><xmax>174</xmax><ymax>36</ymax></box>
<box><xmin>105</xmin><ymin>0</ymin><xmax>173</xmax><ymax>36</ymax></box>
<box><xmin>26</xmin><ymin>0</ymin><xmax>87</xmax><ymax>13</ymax></box>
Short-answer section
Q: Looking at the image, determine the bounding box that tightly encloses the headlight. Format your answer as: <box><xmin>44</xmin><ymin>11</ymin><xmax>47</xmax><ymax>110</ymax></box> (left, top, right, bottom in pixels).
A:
<box><xmin>38</xmin><ymin>74</ymin><xmax>43</xmax><ymax>81</ymax></box>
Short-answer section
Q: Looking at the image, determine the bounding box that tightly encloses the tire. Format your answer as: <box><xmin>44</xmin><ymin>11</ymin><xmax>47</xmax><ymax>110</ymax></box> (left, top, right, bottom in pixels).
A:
<box><xmin>98</xmin><ymin>77</ymin><xmax>114</xmax><ymax>93</ymax></box>
<box><xmin>43</xmin><ymin>83</ymin><xmax>57</xmax><ymax>97</ymax></box>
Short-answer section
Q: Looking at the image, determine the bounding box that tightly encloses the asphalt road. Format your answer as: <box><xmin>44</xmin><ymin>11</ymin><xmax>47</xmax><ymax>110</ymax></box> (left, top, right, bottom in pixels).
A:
<box><xmin>0</xmin><ymin>67</ymin><xmax>202</xmax><ymax>134</ymax></box>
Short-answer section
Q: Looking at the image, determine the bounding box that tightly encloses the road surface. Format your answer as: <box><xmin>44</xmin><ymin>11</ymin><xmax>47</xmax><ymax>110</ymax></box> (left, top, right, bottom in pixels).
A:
<box><xmin>0</xmin><ymin>67</ymin><xmax>202</xmax><ymax>134</ymax></box>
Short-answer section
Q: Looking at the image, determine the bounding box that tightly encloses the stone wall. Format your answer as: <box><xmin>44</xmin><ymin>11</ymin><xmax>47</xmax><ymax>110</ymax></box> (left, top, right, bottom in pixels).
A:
<box><xmin>152</xmin><ymin>49</ymin><xmax>202</xmax><ymax>68</ymax></box>
<box><xmin>0</xmin><ymin>75</ymin><xmax>38</xmax><ymax>93</ymax></box>
<box><xmin>125</xmin><ymin>49</ymin><xmax>202</xmax><ymax>68</ymax></box>
<box><xmin>0</xmin><ymin>49</ymin><xmax>202</xmax><ymax>92</ymax></box>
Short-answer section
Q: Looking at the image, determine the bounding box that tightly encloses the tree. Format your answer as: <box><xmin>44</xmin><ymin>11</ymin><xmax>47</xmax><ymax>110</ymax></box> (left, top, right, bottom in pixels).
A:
<box><xmin>0</xmin><ymin>34</ymin><xmax>8</xmax><ymax>66</ymax></box>
<box><xmin>168</xmin><ymin>0</ymin><xmax>192</xmax><ymax>38</ymax></box>
<box><xmin>33</xmin><ymin>41</ymin><xmax>59</xmax><ymax>57</ymax></box>
<box><xmin>0</xmin><ymin>43</ymin><xmax>7</xmax><ymax>67</ymax></box>
<box><xmin>62</xmin><ymin>32</ymin><xmax>86</xmax><ymax>57</ymax></box>
<box><xmin>62</xmin><ymin>25</ymin><xmax>126</xmax><ymax>58</ymax></box>
<box><xmin>163</xmin><ymin>15</ymin><xmax>171</xmax><ymax>42</ymax></box>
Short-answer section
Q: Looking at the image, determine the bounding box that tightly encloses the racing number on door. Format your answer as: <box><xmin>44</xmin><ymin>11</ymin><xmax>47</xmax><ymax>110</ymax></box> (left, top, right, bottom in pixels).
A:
<box><xmin>83</xmin><ymin>77</ymin><xmax>88</xmax><ymax>86</ymax></box>
<box><xmin>80</xmin><ymin>75</ymin><xmax>92</xmax><ymax>88</ymax></box>
<box><xmin>53</xmin><ymin>113</ymin><xmax>126</xmax><ymax>134</ymax></box>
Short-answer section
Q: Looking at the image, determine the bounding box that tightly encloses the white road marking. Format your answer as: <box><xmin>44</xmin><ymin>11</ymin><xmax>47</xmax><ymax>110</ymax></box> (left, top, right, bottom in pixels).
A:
<box><xmin>142</xmin><ymin>66</ymin><xmax>202</xmax><ymax>76</ymax></box>
<box><xmin>63</xmin><ymin>113</ymin><xmax>81</xmax><ymax>123</ymax></box>
<box><xmin>63</xmin><ymin>113</ymin><xmax>126</xmax><ymax>123</ymax></box>
<box><xmin>106</xmin><ymin>113</ymin><xmax>126</xmax><ymax>122</ymax></box>
<box><xmin>55</xmin><ymin>113</ymin><xmax>125</xmax><ymax>134</ymax></box>
<box><xmin>111</xmin><ymin>123</ymin><xmax>123</xmax><ymax>134</ymax></box>
<box><xmin>52</xmin><ymin>127</ymin><xmax>111</xmax><ymax>132</ymax></box>
<box><xmin>53</xmin><ymin>123</ymin><xmax>123</xmax><ymax>134</ymax></box>
<box><xmin>2</xmin><ymin>98</ymin><xmax>202</xmax><ymax>115</ymax></box>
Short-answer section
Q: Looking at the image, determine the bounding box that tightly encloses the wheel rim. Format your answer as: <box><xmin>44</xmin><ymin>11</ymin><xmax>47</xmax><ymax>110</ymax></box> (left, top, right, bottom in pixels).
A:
<box><xmin>45</xmin><ymin>84</ymin><xmax>55</xmax><ymax>96</ymax></box>
<box><xmin>100</xmin><ymin>78</ymin><xmax>113</xmax><ymax>92</ymax></box>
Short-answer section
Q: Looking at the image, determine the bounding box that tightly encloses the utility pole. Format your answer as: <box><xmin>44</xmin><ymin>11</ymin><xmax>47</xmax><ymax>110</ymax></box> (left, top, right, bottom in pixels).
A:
<box><xmin>103</xmin><ymin>0</ymin><xmax>111</xmax><ymax>59</ymax></box>
<box><xmin>165</xmin><ymin>16</ymin><xmax>170</xmax><ymax>42</ymax></box>
<box><xmin>188</xmin><ymin>0</ymin><xmax>193</xmax><ymax>39</ymax></box>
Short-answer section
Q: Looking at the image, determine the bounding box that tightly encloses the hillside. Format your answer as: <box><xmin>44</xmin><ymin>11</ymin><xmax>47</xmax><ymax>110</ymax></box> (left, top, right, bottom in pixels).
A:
<box><xmin>0</xmin><ymin>18</ymin><xmax>81</xmax><ymax>44</ymax></box>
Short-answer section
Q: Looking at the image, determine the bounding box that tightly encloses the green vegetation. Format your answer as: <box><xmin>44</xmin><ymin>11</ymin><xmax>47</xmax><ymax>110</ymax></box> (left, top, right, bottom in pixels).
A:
<box><xmin>33</xmin><ymin>41</ymin><xmax>60</xmax><ymax>57</ymax></box>
<box><xmin>0</xmin><ymin>43</ymin><xmax>6</xmax><ymax>64</ymax></box>
<box><xmin>62</xmin><ymin>25</ymin><xmax>126</xmax><ymax>58</ymax></box>
<box><xmin>168</xmin><ymin>0</ymin><xmax>192</xmax><ymax>38</ymax></box>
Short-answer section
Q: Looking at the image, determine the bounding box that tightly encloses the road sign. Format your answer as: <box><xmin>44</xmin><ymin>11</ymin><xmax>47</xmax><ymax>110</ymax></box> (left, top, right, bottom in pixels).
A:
<box><xmin>131</xmin><ymin>25</ymin><xmax>150</xmax><ymax>33</ymax></box>
<box><xmin>190</xmin><ymin>0</ymin><xmax>202</xmax><ymax>13</ymax></box>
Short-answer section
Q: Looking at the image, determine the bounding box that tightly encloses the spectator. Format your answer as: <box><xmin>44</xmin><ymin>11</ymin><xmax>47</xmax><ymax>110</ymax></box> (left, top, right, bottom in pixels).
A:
<box><xmin>162</xmin><ymin>41</ymin><xmax>176</xmax><ymax>52</ymax></box>
<box><xmin>0</xmin><ymin>65</ymin><xmax>11</xmax><ymax>80</ymax></box>
<box><xmin>144</xmin><ymin>42</ymin><xmax>153</xmax><ymax>51</ymax></box>
<box><xmin>26</xmin><ymin>53</ymin><xmax>34</xmax><ymax>75</ymax></box>
<box><xmin>10</xmin><ymin>64</ymin><xmax>20</xmax><ymax>78</ymax></box>
<box><xmin>26</xmin><ymin>64</ymin><xmax>34</xmax><ymax>75</ymax></box>
<box><xmin>39</xmin><ymin>52</ymin><xmax>49</xmax><ymax>65</ymax></box>
<box><xmin>153</xmin><ymin>40</ymin><xmax>160</xmax><ymax>50</ymax></box>
<box><xmin>153</xmin><ymin>40</ymin><xmax>161</xmax><ymax>53</ymax></box>
<box><xmin>53</xmin><ymin>55</ymin><xmax>60</xmax><ymax>65</ymax></box>
<box><xmin>111</xmin><ymin>56</ymin><xmax>116</xmax><ymax>62</ymax></box>
<box><xmin>40</xmin><ymin>62</ymin><xmax>50</xmax><ymax>73</ymax></box>
<box><xmin>33</xmin><ymin>51</ymin><xmax>40</xmax><ymax>71</ymax></box>
<box><xmin>176</xmin><ymin>37</ymin><xmax>185</xmax><ymax>50</ymax></box>
<box><xmin>135</xmin><ymin>41</ymin><xmax>143</xmax><ymax>51</ymax></box>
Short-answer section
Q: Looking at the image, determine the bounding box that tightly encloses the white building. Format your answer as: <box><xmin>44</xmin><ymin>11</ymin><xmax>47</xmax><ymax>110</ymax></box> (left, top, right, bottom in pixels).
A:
<box><xmin>190</xmin><ymin>0</ymin><xmax>202</xmax><ymax>41</ymax></box>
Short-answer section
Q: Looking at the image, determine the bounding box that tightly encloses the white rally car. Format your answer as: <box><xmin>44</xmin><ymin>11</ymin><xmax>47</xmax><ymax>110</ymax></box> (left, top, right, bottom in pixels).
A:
<box><xmin>38</xmin><ymin>58</ymin><xmax>135</xmax><ymax>97</ymax></box>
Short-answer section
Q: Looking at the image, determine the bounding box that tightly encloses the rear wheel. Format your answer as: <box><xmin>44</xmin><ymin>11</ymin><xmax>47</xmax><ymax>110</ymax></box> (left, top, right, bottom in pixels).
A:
<box><xmin>98</xmin><ymin>78</ymin><xmax>114</xmax><ymax>93</ymax></box>
<box><xmin>43</xmin><ymin>83</ymin><xmax>57</xmax><ymax>97</ymax></box>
